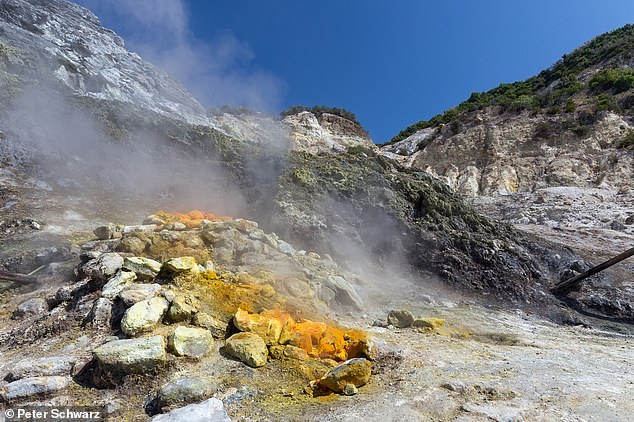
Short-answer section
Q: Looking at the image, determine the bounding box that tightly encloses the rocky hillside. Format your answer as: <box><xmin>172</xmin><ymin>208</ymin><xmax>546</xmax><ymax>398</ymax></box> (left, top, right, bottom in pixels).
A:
<box><xmin>381</xmin><ymin>26</ymin><xmax>634</xmax><ymax>301</ymax></box>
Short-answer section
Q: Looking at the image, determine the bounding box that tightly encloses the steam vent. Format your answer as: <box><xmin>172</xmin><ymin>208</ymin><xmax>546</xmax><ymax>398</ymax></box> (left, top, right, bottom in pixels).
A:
<box><xmin>1</xmin><ymin>0</ymin><xmax>634</xmax><ymax>420</ymax></box>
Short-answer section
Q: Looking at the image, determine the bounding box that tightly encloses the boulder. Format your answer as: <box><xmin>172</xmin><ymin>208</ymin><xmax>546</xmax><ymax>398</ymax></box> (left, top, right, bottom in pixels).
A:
<box><xmin>118</xmin><ymin>283</ymin><xmax>162</xmax><ymax>306</ymax></box>
<box><xmin>93</xmin><ymin>224</ymin><xmax>117</xmax><ymax>240</ymax></box>
<box><xmin>224</xmin><ymin>332</ymin><xmax>268</xmax><ymax>367</ymax></box>
<box><xmin>317</xmin><ymin>358</ymin><xmax>372</xmax><ymax>394</ymax></box>
<box><xmin>120</xmin><ymin>297</ymin><xmax>169</xmax><ymax>337</ymax></box>
<box><xmin>101</xmin><ymin>270</ymin><xmax>137</xmax><ymax>299</ymax></box>
<box><xmin>387</xmin><ymin>309</ymin><xmax>415</xmax><ymax>328</ymax></box>
<box><xmin>163</xmin><ymin>257</ymin><xmax>199</xmax><ymax>276</ymax></box>
<box><xmin>192</xmin><ymin>313</ymin><xmax>227</xmax><ymax>338</ymax></box>
<box><xmin>7</xmin><ymin>356</ymin><xmax>76</xmax><ymax>381</ymax></box>
<box><xmin>156</xmin><ymin>377</ymin><xmax>218</xmax><ymax>410</ymax></box>
<box><xmin>122</xmin><ymin>256</ymin><xmax>162</xmax><ymax>280</ymax></box>
<box><xmin>167</xmin><ymin>295</ymin><xmax>199</xmax><ymax>323</ymax></box>
<box><xmin>233</xmin><ymin>309</ymin><xmax>291</xmax><ymax>345</ymax></box>
<box><xmin>1</xmin><ymin>376</ymin><xmax>70</xmax><ymax>402</ymax></box>
<box><xmin>86</xmin><ymin>298</ymin><xmax>113</xmax><ymax>328</ymax></box>
<box><xmin>13</xmin><ymin>298</ymin><xmax>48</xmax><ymax>319</ymax></box>
<box><xmin>83</xmin><ymin>253</ymin><xmax>124</xmax><ymax>281</ymax></box>
<box><xmin>150</xmin><ymin>397</ymin><xmax>231</xmax><ymax>422</ymax></box>
<box><xmin>168</xmin><ymin>326</ymin><xmax>213</xmax><ymax>358</ymax></box>
<box><xmin>92</xmin><ymin>336</ymin><xmax>167</xmax><ymax>374</ymax></box>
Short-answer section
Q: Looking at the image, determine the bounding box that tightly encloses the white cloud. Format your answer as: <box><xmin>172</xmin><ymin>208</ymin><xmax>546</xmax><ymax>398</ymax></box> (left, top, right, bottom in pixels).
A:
<box><xmin>80</xmin><ymin>0</ymin><xmax>284</xmax><ymax>111</ymax></box>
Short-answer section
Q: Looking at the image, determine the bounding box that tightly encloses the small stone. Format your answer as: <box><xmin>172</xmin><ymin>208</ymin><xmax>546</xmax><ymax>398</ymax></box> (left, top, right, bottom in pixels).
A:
<box><xmin>268</xmin><ymin>345</ymin><xmax>285</xmax><ymax>360</ymax></box>
<box><xmin>101</xmin><ymin>271</ymin><xmax>137</xmax><ymax>299</ymax></box>
<box><xmin>13</xmin><ymin>298</ymin><xmax>48</xmax><ymax>319</ymax></box>
<box><xmin>283</xmin><ymin>345</ymin><xmax>308</xmax><ymax>360</ymax></box>
<box><xmin>7</xmin><ymin>356</ymin><xmax>76</xmax><ymax>381</ymax></box>
<box><xmin>1</xmin><ymin>376</ymin><xmax>70</xmax><ymax>402</ymax></box>
<box><xmin>93</xmin><ymin>336</ymin><xmax>167</xmax><ymax>374</ymax></box>
<box><xmin>150</xmin><ymin>397</ymin><xmax>231</xmax><ymax>422</ymax></box>
<box><xmin>167</xmin><ymin>295</ymin><xmax>199</xmax><ymax>323</ymax></box>
<box><xmin>413</xmin><ymin>317</ymin><xmax>445</xmax><ymax>330</ymax></box>
<box><xmin>173</xmin><ymin>222</ymin><xmax>187</xmax><ymax>231</ymax></box>
<box><xmin>94</xmin><ymin>224</ymin><xmax>115</xmax><ymax>240</ymax></box>
<box><xmin>307</xmin><ymin>252</ymin><xmax>321</xmax><ymax>259</ymax></box>
<box><xmin>224</xmin><ymin>332</ymin><xmax>268</xmax><ymax>367</ymax></box>
<box><xmin>118</xmin><ymin>283</ymin><xmax>162</xmax><ymax>306</ymax></box>
<box><xmin>441</xmin><ymin>381</ymin><xmax>469</xmax><ymax>393</ymax></box>
<box><xmin>117</xmin><ymin>236</ymin><xmax>147</xmax><ymax>254</ymax></box>
<box><xmin>342</xmin><ymin>383</ymin><xmax>358</xmax><ymax>396</ymax></box>
<box><xmin>317</xmin><ymin>358</ymin><xmax>372</xmax><ymax>394</ymax></box>
<box><xmin>168</xmin><ymin>326</ymin><xmax>213</xmax><ymax>358</ymax></box>
<box><xmin>122</xmin><ymin>224</ymin><xmax>158</xmax><ymax>235</ymax></box>
<box><xmin>157</xmin><ymin>377</ymin><xmax>218</xmax><ymax>410</ymax></box>
<box><xmin>387</xmin><ymin>309</ymin><xmax>415</xmax><ymax>328</ymax></box>
<box><xmin>120</xmin><ymin>297</ymin><xmax>169</xmax><ymax>337</ymax></box>
<box><xmin>191</xmin><ymin>312</ymin><xmax>226</xmax><ymax>338</ymax></box>
<box><xmin>86</xmin><ymin>297</ymin><xmax>112</xmax><ymax>328</ymax></box>
<box><xmin>122</xmin><ymin>256</ymin><xmax>162</xmax><ymax>280</ymax></box>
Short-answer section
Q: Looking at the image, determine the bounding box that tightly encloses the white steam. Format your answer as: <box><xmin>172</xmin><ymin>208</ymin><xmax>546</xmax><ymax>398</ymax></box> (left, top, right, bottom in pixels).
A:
<box><xmin>77</xmin><ymin>0</ymin><xmax>284</xmax><ymax>111</ymax></box>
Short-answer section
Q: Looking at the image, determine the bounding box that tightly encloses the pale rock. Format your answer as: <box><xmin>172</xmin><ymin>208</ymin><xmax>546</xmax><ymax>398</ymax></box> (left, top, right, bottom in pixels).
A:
<box><xmin>167</xmin><ymin>295</ymin><xmax>199</xmax><ymax>323</ymax></box>
<box><xmin>150</xmin><ymin>397</ymin><xmax>231</xmax><ymax>422</ymax></box>
<box><xmin>168</xmin><ymin>326</ymin><xmax>214</xmax><ymax>358</ymax></box>
<box><xmin>120</xmin><ymin>297</ymin><xmax>169</xmax><ymax>336</ymax></box>
<box><xmin>157</xmin><ymin>377</ymin><xmax>218</xmax><ymax>410</ymax></box>
<box><xmin>92</xmin><ymin>336</ymin><xmax>167</xmax><ymax>374</ymax></box>
<box><xmin>7</xmin><ymin>356</ymin><xmax>76</xmax><ymax>381</ymax></box>
<box><xmin>86</xmin><ymin>297</ymin><xmax>112</xmax><ymax>328</ymax></box>
<box><xmin>118</xmin><ymin>283</ymin><xmax>162</xmax><ymax>306</ymax></box>
<box><xmin>1</xmin><ymin>376</ymin><xmax>70</xmax><ymax>402</ymax></box>
<box><xmin>13</xmin><ymin>298</ymin><xmax>47</xmax><ymax>319</ymax></box>
<box><xmin>101</xmin><ymin>270</ymin><xmax>137</xmax><ymax>299</ymax></box>
<box><xmin>163</xmin><ymin>257</ymin><xmax>199</xmax><ymax>275</ymax></box>
<box><xmin>317</xmin><ymin>358</ymin><xmax>372</xmax><ymax>393</ymax></box>
<box><xmin>123</xmin><ymin>256</ymin><xmax>162</xmax><ymax>280</ymax></box>
<box><xmin>224</xmin><ymin>332</ymin><xmax>268</xmax><ymax>367</ymax></box>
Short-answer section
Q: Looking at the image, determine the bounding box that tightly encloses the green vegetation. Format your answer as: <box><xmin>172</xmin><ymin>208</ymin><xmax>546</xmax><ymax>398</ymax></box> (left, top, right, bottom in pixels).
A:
<box><xmin>619</xmin><ymin>129</ymin><xmax>634</xmax><ymax>149</ymax></box>
<box><xmin>388</xmin><ymin>24</ymin><xmax>634</xmax><ymax>144</ymax></box>
<box><xmin>280</xmin><ymin>105</ymin><xmax>361</xmax><ymax>126</ymax></box>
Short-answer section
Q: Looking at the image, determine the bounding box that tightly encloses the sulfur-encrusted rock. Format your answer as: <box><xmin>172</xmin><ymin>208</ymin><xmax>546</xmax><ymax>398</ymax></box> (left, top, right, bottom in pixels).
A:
<box><xmin>317</xmin><ymin>358</ymin><xmax>372</xmax><ymax>394</ymax></box>
<box><xmin>122</xmin><ymin>256</ymin><xmax>162</xmax><ymax>280</ymax></box>
<box><xmin>163</xmin><ymin>257</ymin><xmax>199</xmax><ymax>275</ymax></box>
<box><xmin>156</xmin><ymin>377</ymin><xmax>218</xmax><ymax>410</ymax></box>
<box><xmin>167</xmin><ymin>295</ymin><xmax>199</xmax><ymax>323</ymax></box>
<box><xmin>121</xmin><ymin>297</ymin><xmax>169</xmax><ymax>337</ymax></box>
<box><xmin>168</xmin><ymin>326</ymin><xmax>213</xmax><ymax>358</ymax></box>
<box><xmin>233</xmin><ymin>308</ymin><xmax>290</xmax><ymax>345</ymax></box>
<box><xmin>1</xmin><ymin>376</ymin><xmax>70</xmax><ymax>402</ymax></box>
<box><xmin>413</xmin><ymin>317</ymin><xmax>445</xmax><ymax>330</ymax></box>
<box><xmin>7</xmin><ymin>356</ymin><xmax>76</xmax><ymax>381</ymax></box>
<box><xmin>92</xmin><ymin>336</ymin><xmax>167</xmax><ymax>374</ymax></box>
<box><xmin>387</xmin><ymin>309</ymin><xmax>415</xmax><ymax>328</ymax></box>
<box><xmin>283</xmin><ymin>345</ymin><xmax>309</xmax><ymax>360</ymax></box>
<box><xmin>118</xmin><ymin>283</ymin><xmax>162</xmax><ymax>306</ymax></box>
<box><xmin>101</xmin><ymin>270</ymin><xmax>137</xmax><ymax>299</ymax></box>
<box><xmin>224</xmin><ymin>332</ymin><xmax>268</xmax><ymax>367</ymax></box>
<box><xmin>150</xmin><ymin>397</ymin><xmax>231</xmax><ymax>422</ymax></box>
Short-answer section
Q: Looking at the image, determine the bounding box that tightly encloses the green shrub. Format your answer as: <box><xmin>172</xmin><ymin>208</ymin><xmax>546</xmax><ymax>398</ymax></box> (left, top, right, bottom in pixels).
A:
<box><xmin>589</xmin><ymin>68</ymin><xmax>634</xmax><ymax>93</ymax></box>
<box><xmin>280</xmin><ymin>105</ymin><xmax>360</xmax><ymax>125</ymax></box>
<box><xmin>619</xmin><ymin>130</ymin><xmax>634</xmax><ymax>149</ymax></box>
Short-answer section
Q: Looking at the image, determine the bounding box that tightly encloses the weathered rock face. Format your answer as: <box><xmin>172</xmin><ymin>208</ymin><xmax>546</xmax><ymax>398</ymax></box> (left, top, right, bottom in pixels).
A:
<box><xmin>283</xmin><ymin>111</ymin><xmax>377</xmax><ymax>154</ymax></box>
<box><xmin>0</xmin><ymin>0</ymin><xmax>209</xmax><ymax>125</ymax></box>
<box><xmin>384</xmin><ymin>112</ymin><xmax>633</xmax><ymax>197</ymax></box>
<box><xmin>120</xmin><ymin>297</ymin><xmax>169</xmax><ymax>337</ymax></box>
<box><xmin>168</xmin><ymin>326</ymin><xmax>214</xmax><ymax>358</ymax></box>
<box><xmin>316</xmin><ymin>358</ymin><xmax>372</xmax><ymax>394</ymax></box>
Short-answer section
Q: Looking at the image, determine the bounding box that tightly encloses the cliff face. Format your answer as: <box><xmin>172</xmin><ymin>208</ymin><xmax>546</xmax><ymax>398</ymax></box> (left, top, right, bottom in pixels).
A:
<box><xmin>383</xmin><ymin>110</ymin><xmax>633</xmax><ymax>197</ymax></box>
<box><xmin>0</xmin><ymin>0</ymin><xmax>209</xmax><ymax>124</ymax></box>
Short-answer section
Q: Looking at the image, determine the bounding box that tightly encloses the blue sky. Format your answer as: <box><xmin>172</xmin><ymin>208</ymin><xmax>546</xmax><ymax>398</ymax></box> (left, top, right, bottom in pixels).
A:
<box><xmin>76</xmin><ymin>1</ymin><xmax>634</xmax><ymax>142</ymax></box>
